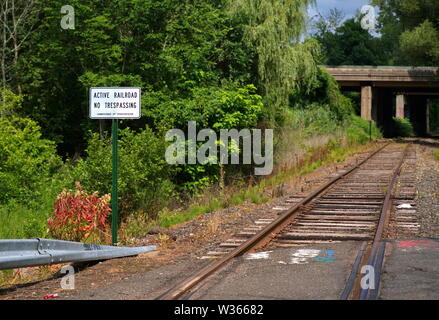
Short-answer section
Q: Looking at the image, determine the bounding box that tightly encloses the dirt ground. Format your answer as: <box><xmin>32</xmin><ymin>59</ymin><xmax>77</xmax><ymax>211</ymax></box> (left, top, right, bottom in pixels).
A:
<box><xmin>2</xmin><ymin>138</ymin><xmax>437</xmax><ymax>300</ymax></box>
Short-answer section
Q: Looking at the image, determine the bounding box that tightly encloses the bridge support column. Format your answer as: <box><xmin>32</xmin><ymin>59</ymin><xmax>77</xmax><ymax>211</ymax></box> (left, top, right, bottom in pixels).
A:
<box><xmin>361</xmin><ymin>86</ymin><xmax>372</xmax><ymax>120</ymax></box>
<box><xmin>396</xmin><ymin>94</ymin><xmax>405</xmax><ymax>118</ymax></box>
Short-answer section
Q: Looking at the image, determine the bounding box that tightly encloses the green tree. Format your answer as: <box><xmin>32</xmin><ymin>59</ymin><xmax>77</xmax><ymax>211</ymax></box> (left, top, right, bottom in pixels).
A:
<box><xmin>311</xmin><ymin>8</ymin><xmax>345</xmax><ymax>36</ymax></box>
<box><xmin>289</xmin><ymin>67</ymin><xmax>353</xmax><ymax>122</ymax></box>
<box><xmin>314</xmin><ymin>16</ymin><xmax>389</xmax><ymax>66</ymax></box>
<box><xmin>372</xmin><ymin>0</ymin><xmax>439</xmax><ymax>66</ymax></box>
<box><xmin>0</xmin><ymin>0</ymin><xmax>40</xmax><ymax>93</ymax></box>
<box><xmin>0</xmin><ymin>92</ymin><xmax>61</xmax><ymax>203</ymax></box>
<box><xmin>400</xmin><ymin>20</ymin><xmax>439</xmax><ymax>66</ymax></box>
<box><xmin>228</xmin><ymin>0</ymin><xmax>321</xmax><ymax>124</ymax></box>
<box><xmin>15</xmin><ymin>0</ymin><xmax>257</xmax><ymax>157</ymax></box>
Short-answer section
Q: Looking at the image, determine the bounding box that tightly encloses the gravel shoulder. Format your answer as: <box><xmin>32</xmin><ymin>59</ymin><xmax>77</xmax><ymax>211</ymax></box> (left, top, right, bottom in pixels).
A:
<box><xmin>413</xmin><ymin>138</ymin><xmax>439</xmax><ymax>238</ymax></box>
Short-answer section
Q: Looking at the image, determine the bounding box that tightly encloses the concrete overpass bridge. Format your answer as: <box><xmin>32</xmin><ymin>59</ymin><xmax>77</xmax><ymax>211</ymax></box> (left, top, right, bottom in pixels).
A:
<box><xmin>325</xmin><ymin>66</ymin><xmax>439</xmax><ymax>136</ymax></box>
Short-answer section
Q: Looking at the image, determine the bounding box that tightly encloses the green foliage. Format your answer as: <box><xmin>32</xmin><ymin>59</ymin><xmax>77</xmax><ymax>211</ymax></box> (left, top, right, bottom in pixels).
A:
<box><xmin>0</xmin><ymin>89</ymin><xmax>23</xmax><ymax>116</ymax></box>
<box><xmin>388</xmin><ymin>117</ymin><xmax>415</xmax><ymax>137</ymax></box>
<box><xmin>17</xmin><ymin>0</ymin><xmax>255</xmax><ymax>155</ymax></box>
<box><xmin>314</xmin><ymin>17</ymin><xmax>390</xmax><ymax>66</ymax></box>
<box><xmin>400</xmin><ymin>20</ymin><xmax>439</xmax><ymax>66</ymax></box>
<box><xmin>144</xmin><ymin>82</ymin><xmax>263</xmax><ymax>193</ymax></box>
<box><xmin>434</xmin><ymin>149</ymin><xmax>439</xmax><ymax>161</ymax></box>
<box><xmin>0</xmin><ymin>116</ymin><xmax>62</xmax><ymax>204</ymax></box>
<box><xmin>346</xmin><ymin>115</ymin><xmax>382</xmax><ymax>145</ymax></box>
<box><xmin>0</xmin><ymin>202</ymin><xmax>49</xmax><ymax>239</ymax></box>
<box><xmin>0</xmin><ymin>167</ymin><xmax>72</xmax><ymax>239</ymax></box>
<box><xmin>228</xmin><ymin>0</ymin><xmax>320</xmax><ymax>122</ymax></box>
<box><xmin>73</xmin><ymin>126</ymin><xmax>175</xmax><ymax>219</ymax></box>
<box><xmin>289</xmin><ymin>67</ymin><xmax>354</xmax><ymax>123</ymax></box>
<box><xmin>0</xmin><ymin>91</ymin><xmax>67</xmax><ymax>239</ymax></box>
<box><xmin>284</xmin><ymin>106</ymin><xmax>340</xmax><ymax>137</ymax></box>
<box><xmin>145</xmin><ymin>83</ymin><xmax>263</xmax><ymax>130</ymax></box>
<box><xmin>372</xmin><ymin>0</ymin><xmax>439</xmax><ymax>66</ymax></box>
<box><xmin>180</xmin><ymin>165</ymin><xmax>217</xmax><ymax>194</ymax></box>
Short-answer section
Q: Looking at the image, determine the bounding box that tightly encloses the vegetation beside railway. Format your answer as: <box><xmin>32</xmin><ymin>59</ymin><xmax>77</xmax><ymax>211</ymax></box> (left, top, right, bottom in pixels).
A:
<box><xmin>1</xmin><ymin>0</ymin><xmax>436</xmax><ymax>248</ymax></box>
<box><xmin>0</xmin><ymin>0</ymin><xmax>383</xmax><ymax>244</ymax></box>
<box><xmin>0</xmin><ymin>88</ymin><xmax>381</xmax><ymax>241</ymax></box>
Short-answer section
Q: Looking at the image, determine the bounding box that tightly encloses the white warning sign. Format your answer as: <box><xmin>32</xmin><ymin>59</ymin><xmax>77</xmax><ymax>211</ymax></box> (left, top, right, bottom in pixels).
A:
<box><xmin>89</xmin><ymin>87</ymin><xmax>141</xmax><ymax>119</ymax></box>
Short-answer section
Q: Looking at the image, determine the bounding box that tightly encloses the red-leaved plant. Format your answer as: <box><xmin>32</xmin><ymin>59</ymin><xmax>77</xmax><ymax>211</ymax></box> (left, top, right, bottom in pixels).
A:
<box><xmin>48</xmin><ymin>182</ymin><xmax>111</xmax><ymax>242</ymax></box>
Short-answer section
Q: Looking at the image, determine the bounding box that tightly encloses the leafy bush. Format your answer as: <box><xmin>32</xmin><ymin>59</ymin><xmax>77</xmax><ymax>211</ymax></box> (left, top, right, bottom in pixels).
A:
<box><xmin>118</xmin><ymin>127</ymin><xmax>175</xmax><ymax>217</ymax></box>
<box><xmin>73</xmin><ymin>126</ymin><xmax>175</xmax><ymax>220</ymax></box>
<box><xmin>0</xmin><ymin>88</ymin><xmax>23</xmax><ymax>115</ymax></box>
<box><xmin>144</xmin><ymin>83</ymin><xmax>263</xmax><ymax>131</ymax></box>
<box><xmin>0</xmin><ymin>116</ymin><xmax>62</xmax><ymax>204</ymax></box>
<box><xmin>143</xmin><ymin>83</ymin><xmax>263</xmax><ymax>194</ymax></box>
<box><xmin>289</xmin><ymin>67</ymin><xmax>354</xmax><ymax>123</ymax></box>
<box><xmin>346</xmin><ymin>115</ymin><xmax>382</xmax><ymax>145</ymax></box>
<box><xmin>48</xmin><ymin>182</ymin><xmax>110</xmax><ymax>242</ymax></box>
<box><xmin>389</xmin><ymin>117</ymin><xmax>414</xmax><ymax>137</ymax></box>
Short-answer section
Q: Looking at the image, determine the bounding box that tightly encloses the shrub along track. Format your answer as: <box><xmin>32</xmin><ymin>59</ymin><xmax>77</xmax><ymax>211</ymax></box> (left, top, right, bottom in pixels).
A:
<box><xmin>157</xmin><ymin>142</ymin><xmax>416</xmax><ymax>300</ymax></box>
<box><xmin>2</xmin><ymin>140</ymin><xmax>414</xmax><ymax>300</ymax></box>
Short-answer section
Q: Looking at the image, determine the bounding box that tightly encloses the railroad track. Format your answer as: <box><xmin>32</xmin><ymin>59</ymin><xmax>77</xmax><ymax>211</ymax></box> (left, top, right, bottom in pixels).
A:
<box><xmin>157</xmin><ymin>142</ymin><xmax>417</xmax><ymax>300</ymax></box>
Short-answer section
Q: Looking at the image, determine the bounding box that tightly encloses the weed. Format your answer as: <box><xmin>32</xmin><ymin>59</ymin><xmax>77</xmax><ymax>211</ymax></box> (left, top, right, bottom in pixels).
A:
<box><xmin>48</xmin><ymin>182</ymin><xmax>111</xmax><ymax>243</ymax></box>
<box><xmin>120</xmin><ymin>211</ymin><xmax>155</xmax><ymax>241</ymax></box>
<box><xmin>206</xmin><ymin>214</ymin><xmax>221</xmax><ymax>234</ymax></box>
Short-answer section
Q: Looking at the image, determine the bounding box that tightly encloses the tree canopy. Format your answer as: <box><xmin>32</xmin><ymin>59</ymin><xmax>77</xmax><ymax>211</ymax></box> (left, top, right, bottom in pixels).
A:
<box><xmin>313</xmin><ymin>13</ymin><xmax>391</xmax><ymax>66</ymax></box>
<box><xmin>372</xmin><ymin>0</ymin><xmax>439</xmax><ymax>66</ymax></box>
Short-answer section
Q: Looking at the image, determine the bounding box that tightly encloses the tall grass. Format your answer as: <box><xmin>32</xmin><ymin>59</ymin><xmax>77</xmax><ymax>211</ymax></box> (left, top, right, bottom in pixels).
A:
<box><xmin>0</xmin><ymin>170</ymin><xmax>72</xmax><ymax>239</ymax></box>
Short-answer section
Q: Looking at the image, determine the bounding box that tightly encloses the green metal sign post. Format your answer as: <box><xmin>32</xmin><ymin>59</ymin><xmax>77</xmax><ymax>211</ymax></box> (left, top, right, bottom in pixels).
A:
<box><xmin>89</xmin><ymin>87</ymin><xmax>141</xmax><ymax>246</ymax></box>
<box><xmin>111</xmin><ymin>119</ymin><xmax>119</xmax><ymax>245</ymax></box>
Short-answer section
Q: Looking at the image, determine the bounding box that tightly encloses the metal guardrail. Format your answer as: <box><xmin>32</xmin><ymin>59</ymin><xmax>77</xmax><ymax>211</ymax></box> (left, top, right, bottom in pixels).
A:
<box><xmin>0</xmin><ymin>238</ymin><xmax>157</xmax><ymax>270</ymax></box>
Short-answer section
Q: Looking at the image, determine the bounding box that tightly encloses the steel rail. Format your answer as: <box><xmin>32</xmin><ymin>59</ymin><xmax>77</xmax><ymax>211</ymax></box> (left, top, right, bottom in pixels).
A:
<box><xmin>157</xmin><ymin>143</ymin><xmax>390</xmax><ymax>300</ymax></box>
<box><xmin>339</xmin><ymin>143</ymin><xmax>410</xmax><ymax>300</ymax></box>
<box><xmin>358</xmin><ymin>143</ymin><xmax>411</xmax><ymax>300</ymax></box>
<box><xmin>366</xmin><ymin>241</ymin><xmax>387</xmax><ymax>300</ymax></box>
<box><xmin>340</xmin><ymin>241</ymin><xmax>368</xmax><ymax>300</ymax></box>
